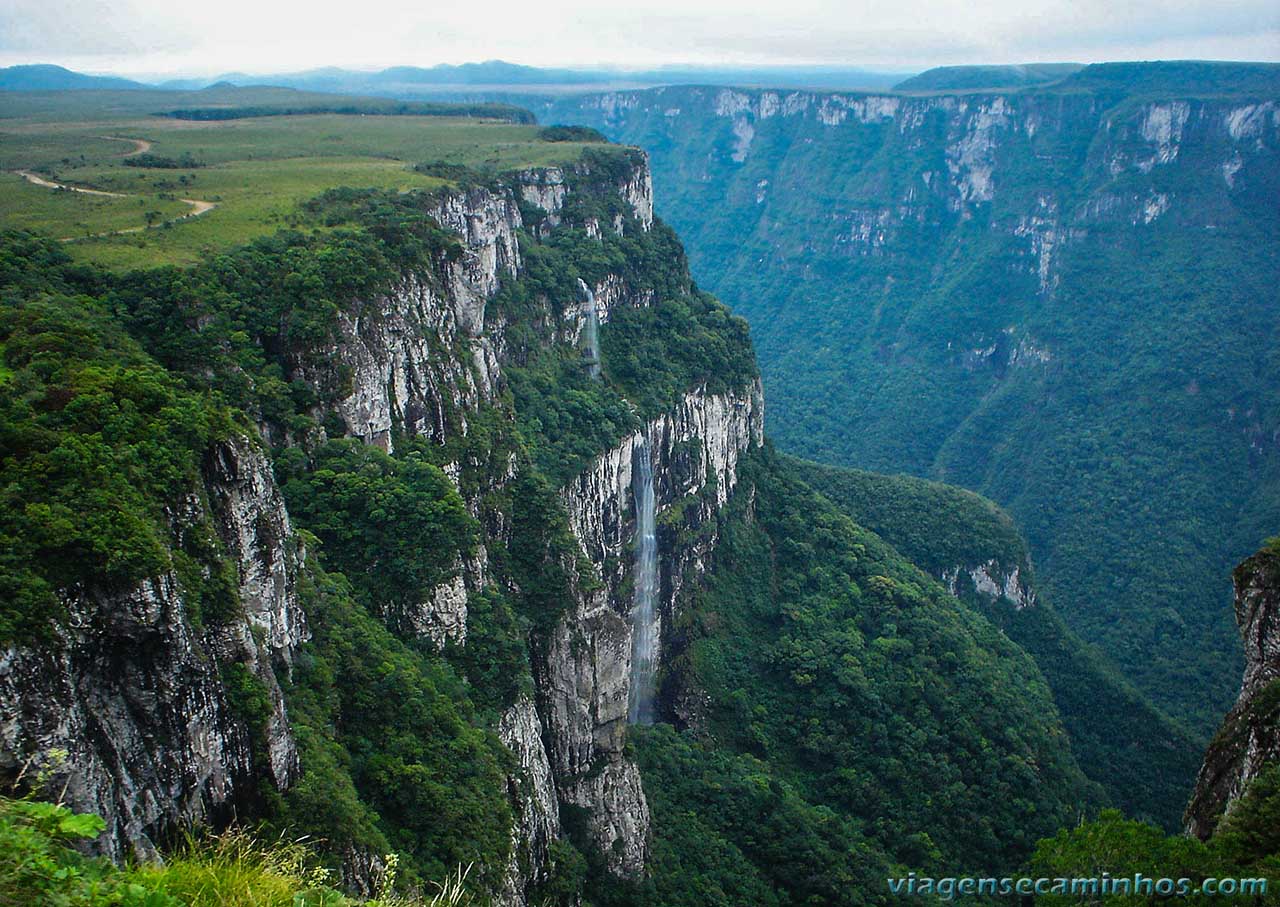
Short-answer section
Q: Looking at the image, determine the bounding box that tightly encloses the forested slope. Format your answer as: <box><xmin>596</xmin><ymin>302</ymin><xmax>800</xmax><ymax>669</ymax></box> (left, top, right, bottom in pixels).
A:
<box><xmin>0</xmin><ymin>97</ymin><xmax>1136</xmax><ymax>906</ymax></box>
<box><xmin>788</xmin><ymin>458</ymin><xmax>1202</xmax><ymax>830</ymax></box>
<box><xmin>541</xmin><ymin>62</ymin><xmax>1280</xmax><ymax>735</ymax></box>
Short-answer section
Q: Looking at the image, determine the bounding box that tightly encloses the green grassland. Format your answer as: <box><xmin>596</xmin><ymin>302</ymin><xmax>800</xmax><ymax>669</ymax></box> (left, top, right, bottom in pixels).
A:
<box><xmin>0</xmin><ymin>87</ymin><xmax>607</xmax><ymax>269</ymax></box>
<box><xmin>0</xmin><ymin>171</ymin><xmax>191</xmax><ymax>240</ymax></box>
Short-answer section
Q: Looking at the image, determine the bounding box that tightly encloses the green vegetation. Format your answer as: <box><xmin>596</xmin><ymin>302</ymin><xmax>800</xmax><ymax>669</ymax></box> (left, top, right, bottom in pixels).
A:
<box><xmin>594</xmin><ymin>447</ymin><xmax>1101</xmax><ymax>904</ymax></box>
<box><xmin>548</xmin><ymin>70</ymin><xmax>1280</xmax><ymax>736</ymax></box>
<box><xmin>0</xmin><ymin>89</ymin><xmax>609</xmax><ymax>268</ymax></box>
<box><xmin>101</xmin><ymin>183</ymin><xmax>516</xmax><ymax>436</ymax></box>
<box><xmin>601</xmin><ymin>266</ymin><xmax>755</xmax><ymax>415</ymax></box>
<box><xmin>1031</xmin><ymin>761</ymin><xmax>1280</xmax><ymax>905</ymax></box>
<box><xmin>538</xmin><ymin>125</ymin><xmax>608</xmax><ymax>143</ymax></box>
<box><xmin>0</xmin><ymin>218</ymin><xmax>545</xmax><ymax>892</ymax></box>
<box><xmin>453</xmin><ymin>150</ymin><xmax>761</xmax><ymax>484</ymax></box>
<box><xmin>0</xmin><ymin>124</ymin><xmax>753</xmax><ymax>897</ymax></box>
<box><xmin>277</xmin><ymin>440</ymin><xmax>476</xmax><ymax>622</ymax></box>
<box><xmin>0</xmin><ymin>180</ymin><xmax>1122</xmax><ymax>905</ymax></box>
<box><xmin>595</xmin><ymin>724</ymin><xmax>897</xmax><ymax>907</ymax></box>
<box><xmin>157</xmin><ymin>101</ymin><xmax>534</xmax><ymax>123</ymax></box>
<box><xmin>892</xmin><ymin>62</ymin><xmax>1084</xmax><ymax>92</ymax></box>
<box><xmin>787</xmin><ymin>457</ymin><xmax>1204</xmax><ymax>829</ymax></box>
<box><xmin>0</xmin><ymin>172</ymin><xmax>584</xmax><ymax>889</ymax></box>
<box><xmin>6</xmin><ymin>81</ymin><xmax>1248</xmax><ymax>907</ymax></box>
<box><xmin>1024</xmin><ymin>534</ymin><xmax>1279</xmax><ymax>903</ymax></box>
<box><xmin>0</xmin><ymin>794</ymin><xmax>479</xmax><ymax>906</ymax></box>
<box><xmin>278</xmin><ymin>562</ymin><xmax>515</xmax><ymax>891</ymax></box>
<box><xmin>1058</xmin><ymin>60</ymin><xmax>1280</xmax><ymax>97</ymax></box>
<box><xmin>0</xmin><ymin>198</ymin><xmax>475</xmax><ymax>892</ymax></box>
<box><xmin>784</xmin><ymin>458</ymin><xmax>1030</xmax><ymax>579</ymax></box>
<box><xmin>0</xmin><ymin>172</ymin><xmax>191</xmax><ymax>240</ymax></box>
<box><xmin>0</xmin><ymin>236</ymin><xmax>235</xmax><ymax>641</ymax></box>
<box><xmin>506</xmin><ymin>342</ymin><xmax>640</xmax><ymax>485</ymax></box>
<box><xmin>123</xmin><ymin>153</ymin><xmax>206</xmax><ymax>169</ymax></box>
<box><xmin>0</xmin><ymin>797</ymin><xmax>168</xmax><ymax>907</ymax></box>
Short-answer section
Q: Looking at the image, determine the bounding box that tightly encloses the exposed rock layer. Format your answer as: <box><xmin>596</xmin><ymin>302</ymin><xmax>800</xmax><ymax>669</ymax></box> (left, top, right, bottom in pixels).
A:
<box><xmin>0</xmin><ymin>147</ymin><xmax>750</xmax><ymax>906</ymax></box>
<box><xmin>546</xmin><ymin>381</ymin><xmax>764</xmax><ymax>876</ymax></box>
<box><xmin>1186</xmin><ymin>544</ymin><xmax>1280</xmax><ymax>838</ymax></box>
<box><xmin>0</xmin><ymin>436</ymin><xmax>306</xmax><ymax>859</ymax></box>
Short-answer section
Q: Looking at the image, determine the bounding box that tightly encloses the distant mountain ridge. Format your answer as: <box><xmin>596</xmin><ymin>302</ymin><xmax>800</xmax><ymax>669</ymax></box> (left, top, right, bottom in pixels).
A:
<box><xmin>16</xmin><ymin>60</ymin><xmax>1278</xmax><ymax>101</ymax></box>
<box><xmin>0</xmin><ymin>63</ymin><xmax>149</xmax><ymax>91</ymax></box>
<box><xmin>893</xmin><ymin>62</ymin><xmax>1084</xmax><ymax>92</ymax></box>
<box><xmin>159</xmin><ymin>61</ymin><xmax>911</xmax><ymax>93</ymax></box>
<box><xmin>0</xmin><ymin>60</ymin><xmax>911</xmax><ymax>95</ymax></box>
<box><xmin>1058</xmin><ymin>59</ymin><xmax>1280</xmax><ymax>96</ymax></box>
<box><xmin>170</xmin><ymin>60</ymin><xmax>607</xmax><ymax>92</ymax></box>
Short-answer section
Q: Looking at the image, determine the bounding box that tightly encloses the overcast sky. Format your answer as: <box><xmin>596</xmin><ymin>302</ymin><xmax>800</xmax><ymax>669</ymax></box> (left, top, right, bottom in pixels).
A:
<box><xmin>2</xmin><ymin>0</ymin><xmax>1277</xmax><ymax>77</ymax></box>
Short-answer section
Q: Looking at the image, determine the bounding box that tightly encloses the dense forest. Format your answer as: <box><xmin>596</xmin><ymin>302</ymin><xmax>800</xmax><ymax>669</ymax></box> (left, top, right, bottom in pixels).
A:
<box><xmin>0</xmin><ymin>149</ymin><xmax>760</xmax><ymax>897</ymax></box>
<box><xmin>786</xmin><ymin>459</ymin><xmax>1202</xmax><ymax>830</ymax></box>
<box><xmin>542</xmin><ymin>62</ymin><xmax>1280</xmax><ymax>737</ymax></box>
<box><xmin>1</xmin><ymin>73</ymin><xmax>1279</xmax><ymax>907</ymax></box>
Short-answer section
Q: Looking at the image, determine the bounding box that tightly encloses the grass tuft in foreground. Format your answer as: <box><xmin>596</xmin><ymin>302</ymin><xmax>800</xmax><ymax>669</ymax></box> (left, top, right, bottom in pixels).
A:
<box><xmin>0</xmin><ymin>794</ymin><xmax>477</xmax><ymax>907</ymax></box>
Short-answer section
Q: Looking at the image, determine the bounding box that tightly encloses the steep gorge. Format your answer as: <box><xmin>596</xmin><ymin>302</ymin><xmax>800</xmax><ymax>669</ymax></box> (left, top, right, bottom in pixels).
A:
<box><xmin>0</xmin><ymin>146</ymin><xmax>767</xmax><ymax>902</ymax></box>
<box><xmin>540</xmin><ymin>62</ymin><xmax>1280</xmax><ymax>740</ymax></box>
<box><xmin>0</xmin><ymin>127</ymin><xmax>1165</xmax><ymax>905</ymax></box>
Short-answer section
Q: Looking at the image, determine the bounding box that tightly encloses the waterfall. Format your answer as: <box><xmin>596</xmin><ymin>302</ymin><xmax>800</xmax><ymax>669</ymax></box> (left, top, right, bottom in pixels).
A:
<box><xmin>576</xmin><ymin>278</ymin><xmax>601</xmax><ymax>380</ymax></box>
<box><xmin>628</xmin><ymin>438</ymin><xmax>659</xmax><ymax>725</ymax></box>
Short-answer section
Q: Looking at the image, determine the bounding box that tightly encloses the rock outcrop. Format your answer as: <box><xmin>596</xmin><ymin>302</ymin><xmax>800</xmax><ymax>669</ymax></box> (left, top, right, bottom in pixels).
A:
<box><xmin>1</xmin><ymin>142</ymin><xmax>753</xmax><ymax>905</ymax></box>
<box><xmin>943</xmin><ymin>560</ymin><xmax>1037</xmax><ymax>611</ymax></box>
<box><xmin>0</xmin><ymin>435</ymin><xmax>306</xmax><ymax>860</ymax></box>
<box><xmin>302</xmin><ymin>154</ymin><xmax>657</xmax><ymax>457</ymax></box>
<box><xmin>294</xmin><ymin>186</ymin><xmax>520</xmax><ymax>452</ymax></box>
<box><xmin>1186</xmin><ymin>541</ymin><xmax>1280</xmax><ymax>838</ymax></box>
<box><xmin>547</xmin><ymin>382</ymin><xmax>764</xmax><ymax>874</ymax></box>
<box><xmin>496</xmin><ymin>696</ymin><xmax>561</xmax><ymax>902</ymax></box>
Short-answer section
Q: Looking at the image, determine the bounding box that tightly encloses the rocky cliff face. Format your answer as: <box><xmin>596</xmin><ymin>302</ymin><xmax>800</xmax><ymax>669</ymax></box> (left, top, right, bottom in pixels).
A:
<box><xmin>305</xmin><ymin>245</ymin><xmax>507</xmax><ymax>452</ymax></box>
<box><xmin>287</xmin><ymin>149</ymin><xmax>691</xmax><ymax>902</ymax></box>
<box><xmin>943</xmin><ymin>560</ymin><xmax>1036</xmax><ymax>611</ymax></box>
<box><xmin>496</xmin><ymin>696</ymin><xmax>561</xmax><ymax>903</ymax></box>
<box><xmin>287</xmin><ymin>184</ymin><xmax>521</xmax><ymax>454</ymax></box>
<box><xmin>0</xmin><ymin>435</ymin><xmax>306</xmax><ymax>860</ymax></box>
<box><xmin>300</xmin><ymin>147</ymin><xmax>754</xmax><ymax>899</ymax></box>
<box><xmin>1186</xmin><ymin>542</ymin><xmax>1280</xmax><ymax>838</ymax></box>
<box><xmin>518</xmin><ymin>153</ymin><xmax>654</xmax><ymax>240</ymax></box>
<box><xmin>292</xmin><ymin>153</ymin><xmax>667</xmax><ymax>901</ymax></box>
<box><xmin>288</xmin><ymin>154</ymin><xmax>654</xmax><ymax>657</ymax></box>
<box><xmin>552</xmin><ymin>86</ymin><xmax>1277</xmax><ymax>281</ymax></box>
<box><xmin>296</xmin><ymin>152</ymin><xmax>656</xmax><ymax>456</ymax></box>
<box><xmin>549</xmin><ymin>382</ymin><xmax>764</xmax><ymax>874</ymax></box>
<box><xmin>542</xmin><ymin>72</ymin><xmax>1280</xmax><ymax>734</ymax></box>
<box><xmin>1</xmin><ymin>143</ymin><xmax>755</xmax><ymax>904</ymax></box>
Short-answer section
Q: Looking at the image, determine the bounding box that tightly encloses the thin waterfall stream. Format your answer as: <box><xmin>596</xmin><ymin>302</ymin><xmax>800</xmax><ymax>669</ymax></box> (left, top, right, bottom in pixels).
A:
<box><xmin>628</xmin><ymin>438</ymin><xmax>659</xmax><ymax>725</ymax></box>
<box><xmin>576</xmin><ymin>278</ymin><xmax>601</xmax><ymax>379</ymax></box>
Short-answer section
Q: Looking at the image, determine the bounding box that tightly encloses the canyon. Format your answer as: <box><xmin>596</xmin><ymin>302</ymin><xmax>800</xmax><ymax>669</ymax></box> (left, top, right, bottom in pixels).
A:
<box><xmin>3</xmin><ymin>66</ymin><xmax>1279</xmax><ymax>903</ymax></box>
<box><xmin>538</xmin><ymin>63</ymin><xmax>1280</xmax><ymax>741</ymax></box>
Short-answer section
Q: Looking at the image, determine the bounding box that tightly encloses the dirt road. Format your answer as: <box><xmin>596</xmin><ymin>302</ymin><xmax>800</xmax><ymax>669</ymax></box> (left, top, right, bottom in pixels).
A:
<box><xmin>101</xmin><ymin>136</ymin><xmax>154</xmax><ymax>157</ymax></box>
<box><xmin>15</xmin><ymin>161</ymin><xmax>216</xmax><ymax>240</ymax></box>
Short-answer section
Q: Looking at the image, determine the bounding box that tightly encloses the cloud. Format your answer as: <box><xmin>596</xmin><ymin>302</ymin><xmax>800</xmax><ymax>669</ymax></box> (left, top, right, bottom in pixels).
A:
<box><xmin>0</xmin><ymin>0</ymin><xmax>1275</xmax><ymax>74</ymax></box>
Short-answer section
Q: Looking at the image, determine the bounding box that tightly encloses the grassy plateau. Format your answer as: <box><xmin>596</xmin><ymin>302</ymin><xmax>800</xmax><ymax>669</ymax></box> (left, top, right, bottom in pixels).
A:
<box><xmin>0</xmin><ymin>86</ymin><xmax>605</xmax><ymax>269</ymax></box>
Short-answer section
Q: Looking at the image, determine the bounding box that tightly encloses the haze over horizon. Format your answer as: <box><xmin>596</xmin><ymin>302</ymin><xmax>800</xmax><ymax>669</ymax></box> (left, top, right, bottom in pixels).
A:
<box><xmin>2</xmin><ymin>0</ymin><xmax>1277</xmax><ymax>78</ymax></box>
